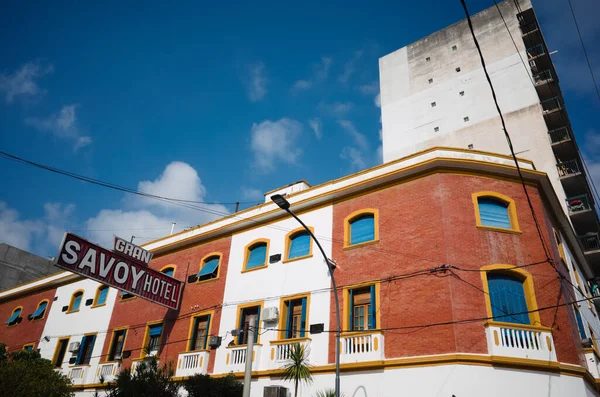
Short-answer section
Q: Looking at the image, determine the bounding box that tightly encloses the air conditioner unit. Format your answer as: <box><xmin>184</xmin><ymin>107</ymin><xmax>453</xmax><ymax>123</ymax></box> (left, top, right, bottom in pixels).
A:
<box><xmin>264</xmin><ymin>386</ymin><xmax>287</xmax><ymax>397</ymax></box>
<box><xmin>114</xmin><ymin>354</ymin><xmax>122</xmax><ymax>361</ymax></box>
<box><xmin>261</xmin><ymin>307</ymin><xmax>279</xmax><ymax>322</ymax></box>
<box><xmin>68</xmin><ymin>342</ymin><xmax>80</xmax><ymax>353</ymax></box>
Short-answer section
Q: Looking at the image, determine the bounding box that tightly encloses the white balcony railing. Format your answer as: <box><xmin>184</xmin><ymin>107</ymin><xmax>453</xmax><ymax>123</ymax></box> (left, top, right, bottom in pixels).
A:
<box><xmin>69</xmin><ymin>366</ymin><xmax>86</xmax><ymax>385</ymax></box>
<box><xmin>226</xmin><ymin>345</ymin><xmax>261</xmax><ymax>373</ymax></box>
<box><xmin>485</xmin><ymin>322</ymin><xmax>556</xmax><ymax>361</ymax></box>
<box><xmin>131</xmin><ymin>359</ymin><xmax>159</xmax><ymax>374</ymax></box>
<box><xmin>97</xmin><ymin>362</ymin><xmax>120</xmax><ymax>383</ymax></box>
<box><xmin>268</xmin><ymin>339</ymin><xmax>311</xmax><ymax>369</ymax></box>
<box><xmin>175</xmin><ymin>351</ymin><xmax>210</xmax><ymax>378</ymax></box>
<box><xmin>340</xmin><ymin>332</ymin><xmax>384</xmax><ymax>364</ymax></box>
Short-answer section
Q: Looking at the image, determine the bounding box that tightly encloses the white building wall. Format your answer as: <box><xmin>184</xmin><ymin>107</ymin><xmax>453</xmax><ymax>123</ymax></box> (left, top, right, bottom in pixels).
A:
<box><xmin>379</xmin><ymin>0</ymin><xmax>569</xmax><ymax>215</ymax></box>
<box><xmin>38</xmin><ymin>279</ymin><xmax>118</xmax><ymax>385</ymax></box>
<box><xmin>214</xmin><ymin>206</ymin><xmax>333</xmax><ymax>374</ymax></box>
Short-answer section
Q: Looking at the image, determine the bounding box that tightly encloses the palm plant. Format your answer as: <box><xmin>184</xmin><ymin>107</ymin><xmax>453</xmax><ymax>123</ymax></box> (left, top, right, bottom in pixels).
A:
<box><xmin>282</xmin><ymin>343</ymin><xmax>313</xmax><ymax>397</ymax></box>
<box><xmin>314</xmin><ymin>389</ymin><xmax>344</xmax><ymax>397</ymax></box>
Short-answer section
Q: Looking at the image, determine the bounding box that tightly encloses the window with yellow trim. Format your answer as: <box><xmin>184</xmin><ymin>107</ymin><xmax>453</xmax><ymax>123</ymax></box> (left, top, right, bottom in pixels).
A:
<box><xmin>236</xmin><ymin>306</ymin><xmax>260</xmax><ymax>345</ymax></box>
<box><xmin>52</xmin><ymin>337</ymin><xmax>70</xmax><ymax>367</ymax></box>
<box><xmin>23</xmin><ymin>343</ymin><xmax>34</xmax><ymax>351</ymax></box>
<box><xmin>189</xmin><ymin>314</ymin><xmax>211</xmax><ymax>351</ymax></box>
<box><xmin>108</xmin><ymin>329</ymin><xmax>127</xmax><ymax>361</ymax></box>
<box><xmin>161</xmin><ymin>266</ymin><xmax>175</xmax><ymax>277</ymax></box>
<box><xmin>93</xmin><ymin>285</ymin><xmax>109</xmax><ymax>307</ymax></box>
<box><xmin>286</xmin><ymin>231</ymin><xmax>312</xmax><ymax>260</ymax></box>
<box><xmin>349</xmin><ymin>286</ymin><xmax>376</xmax><ymax>330</ymax></box>
<box><xmin>281</xmin><ymin>297</ymin><xmax>308</xmax><ymax>338</ymax></box>
<box><xmin>244</xmin><ymin>241</ymin><xmax>268</xmax><ymax>271</ymax></box>
<box><xmin>68</xmin><ymin>291</ymin><xmax>83</xmax><ymax>312</ymax></box>
<box><xmin>31</xmin><ymin>300</ymin><xmax>48</xmax><ymax>320</ymax></box>
<box><xmin>6</xmin><ymin>307</ymin><xmax>22</xmax><ymax>326</ymax></box>
<box><xmin>143</xmin><ymin>323</ymin><xmax>163</xmax><ymax>356</ymax></box>
<box><xmin>344</xmin><ymin>209</ymin><xmax>379</xmax><ymax>247</ymax></box>
<box><xmin>198</xmin><ymin>255</ymin><xmax>220</xmax><ymax>281</ymax></box>
<box><xmin>472</xmin><ymin>192</ymin><xmax>519</xmax><ymax>232</ymax></box>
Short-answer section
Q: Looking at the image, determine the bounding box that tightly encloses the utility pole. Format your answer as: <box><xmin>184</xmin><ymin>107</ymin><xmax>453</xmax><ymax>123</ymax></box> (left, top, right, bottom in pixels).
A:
<box><xmin>242</xmin><ymin>315</ymin><xmax>256</xmax><ymax>397</ymax></box>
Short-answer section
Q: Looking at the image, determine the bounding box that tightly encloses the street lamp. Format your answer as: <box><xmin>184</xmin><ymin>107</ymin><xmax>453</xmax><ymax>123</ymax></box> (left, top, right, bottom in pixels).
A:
<box><xmin>270</xmin><ymin>194</ymin><xmax>342</xmax><ymax>397</ymax></box>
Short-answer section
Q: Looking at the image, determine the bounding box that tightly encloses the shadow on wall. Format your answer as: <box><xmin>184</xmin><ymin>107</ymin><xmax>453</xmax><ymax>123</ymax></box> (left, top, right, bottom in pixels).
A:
<box><xmin>351</xmin><ymin>385</ymin><xmax>367</xmax><ymax>397</ymax></box>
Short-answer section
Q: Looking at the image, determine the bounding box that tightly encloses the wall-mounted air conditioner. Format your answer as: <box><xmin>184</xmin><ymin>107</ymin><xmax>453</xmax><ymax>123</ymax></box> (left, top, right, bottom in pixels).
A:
<box><xmin>264</xmin><ymin>386</ymin><xmax>287</xmax><ymax>397</ymax></box>
<box><xmin>68</xmin><ymin>342</ymin><xmax>80</xmax><ymax>353</ymax></box>
<box><xmin>261</xmin><ymin>307</ymin><xmax>279</xmax><ymax>322</ymax></box>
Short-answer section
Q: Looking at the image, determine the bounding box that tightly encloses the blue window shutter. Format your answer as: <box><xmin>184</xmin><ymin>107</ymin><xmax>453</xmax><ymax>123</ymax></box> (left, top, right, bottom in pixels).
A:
<box><xmin>289</xmin><ymin>233</ymin><xmax>311</xmax><ymax>259</ymax></box>
<box><xmin>76</xmin><ymin>336</ymin><xmax>87</xmax><ymax>364</ymax></box>
<box><xmin>97</xmin><ymin>288</ymin><xmax>108</xmax><ymax>305</ymax></box>
<box><xmin>198</xmin><ymin>257</ymin><xmax>220</xmax><ymax>276</ymax></box>
<box><xmin>285</xmin><ymin>302</ymin><xmax>292</xmax><ymax>339</ymax></box>
<box><xmin>574</xmin><ymin>309</ymin><xmax>587</xmax><ymax>340</ymax></box>
<box><xmin>350</xmin><ymin>215</ymin><xmax>375</xmax><ymax>245</ymax></box>
<box><xmin>369</xmin><ymin>285</ymin><xmax>376</xmax><ymax>329</ymax></box>
<box><xmin>254</xmin><ymin>308</ymin><xmax>260</xmax><ymax>343</ymax></box>
<box><xmin>24</xmin><ymin>345</ymin><xmax>33</xmax><ymax>351</ymax></box>
<box><xmin>300</xmin><ymin>298</ymin><xmax>307</xmax><ymax>337</ymax></box>
<box><xmin>149</xmin><ymin>324</ymin><xmax>163</xmax><ymax>337</ymax></box>
<box><xmin>6</xmin><ymin>308</ymin><xmax>21</xmax><ymax>324</ymax></box>
<box><xmin>246</xmin><ymin>244</ymin><xmax>267</xmax><ymax>269</ymax></box>
<box><xmin>162</xmin><ymin>268</ymin><xmax>174</xmax><ymax>277</ymax></box>
<box><xmin>348</xmin><ymin>289</ymin><xmax>354</xmax><ymax>330</ymax></box>
<box><xmin>478</xmin><ymin>198</ymin><xmax>511</xmax><ymax>229</ymax></box>
<box><xmin>204</xmin><ymin>315</ymin><xmax>211</xmax><ymax>350</ymax></box>
<box><xmin>488</xmin><ymin>273</ymin><xmax>530</xmax><ymax>324</ymax></box>
<box><xmin>32</xmin><ymin>302</ymin><xmax>47</xmax><ymax>318</ymax></box>
<box><xmin>85</xmin><ymin>335</ymin><xmax>96</xmax><ymax>363</ymax></box>
<box><xmin>72</xmin><ymin>294</ymin><xmax>82</xmax><ymax>311</ymax></box>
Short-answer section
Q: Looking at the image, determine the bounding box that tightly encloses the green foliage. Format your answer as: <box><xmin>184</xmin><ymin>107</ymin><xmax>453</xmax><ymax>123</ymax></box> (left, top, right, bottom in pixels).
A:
<box><xmin>314</xmin><ymin>389</ymin><xmax>344</xmax><ymax>397</ymax></box>
<box><xmin>281</xmin><ymin>343</ymin><xmax>313</xmax><ymax>397</ymax></box>
<box><xmin>183</xmin><ymin>373</ymin><xmax>243</xmax><ymax>397</ymax></box>
<box><xmin>105</xmin><ymin>356</ymin><xmax>179</xmax><ymax>397</ymax></box>
<box><xmin>0</xmin><ymin>342</ymin><xmax>73</xmax><ymax>397</ymax></box>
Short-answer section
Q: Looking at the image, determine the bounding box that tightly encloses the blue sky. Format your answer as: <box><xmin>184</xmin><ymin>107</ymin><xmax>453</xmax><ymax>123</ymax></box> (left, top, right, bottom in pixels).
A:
<box><xmin>0</xmin><ymin>0</ymin><xmax>598</xmax><ymax>257</ymax></box>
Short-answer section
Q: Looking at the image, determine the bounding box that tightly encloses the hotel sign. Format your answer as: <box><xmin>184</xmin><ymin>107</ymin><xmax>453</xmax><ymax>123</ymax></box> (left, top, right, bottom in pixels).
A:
<box><xmin>54</xmin><ymin>233</ymin><xmax>182</xmax><ymax>310</ymax></box>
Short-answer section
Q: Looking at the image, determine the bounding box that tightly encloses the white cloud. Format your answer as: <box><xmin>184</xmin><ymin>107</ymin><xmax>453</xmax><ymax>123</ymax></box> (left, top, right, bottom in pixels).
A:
<box><xmin>293</xmin><ymin>80</ymin><xmax>312</xmax><ymax>90</ymax></box>
<box><xmin>340</xmin><ymin>147</ymin><xmax>367</xmax><ymax>171</ymax></box>
<box><xmin>338</xmin><ymin>50</ymin><xmax>364</xmax><ymax>84</ymax></box>
<box><xmin>0</xmin><ymin>202</ymin><xmax>43</xmax><ymax>252</ymax></box>
<box><xmin>358</xmin><ymin>81</ymin><xmax>379</xmax><ymax>95</ymax></box>
<box><xmin>136</xmin><ymin>162</ymin><xmax>206</xmax><ymax>208</ymax></box>
<box><xmin>0</xmin><ymin>62</ymin><xmax>53</xmax><ymax>103</ymax></box>
<box><xmin>309</xmin><ymin>118</ymin><xmax>322</xmax><ymax>140</ymax></box>
<box><xmin>318</xmin><ymin>101</ymin><xmax>354</xmax><ymax>117</ymax></box>
<box><xmin>241</xmin><ymin>187</ymin><xmax>263</xmax><ymax>201</ymax></box>
<box><xmin>245</xmin><ymin>62</ymin><xmax>268</xmax><ymax>102</ymax></box>
<box><xmin>338</xmin><ymin>120</ymin><xmax>368</xmax><ymax>150</ymax></box>
<box><xmin>250</xmin><ymin>118</ymin><xmax>303</xmax><ymax>173</ymax></box>
<box><xmin>374</xmin><ymin>93</ymin><xmax>381</xmax><ymax>108</ymax></box>
<box><xmin>292</xmin><ymin>57</ymin><xmax>333</xmax><ymax>91</ymax></box>
<box><xmin>25</xmin><ymin>104</ymin><xmax>92</xmax><ymax>150</ymax></box>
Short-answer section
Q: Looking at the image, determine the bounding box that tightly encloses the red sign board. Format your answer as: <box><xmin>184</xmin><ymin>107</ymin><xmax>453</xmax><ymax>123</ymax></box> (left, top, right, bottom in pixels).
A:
<box><xmin>55</xmin><ymin>233</ymin><xmax>183</xmax><ymax>310</ymax></box>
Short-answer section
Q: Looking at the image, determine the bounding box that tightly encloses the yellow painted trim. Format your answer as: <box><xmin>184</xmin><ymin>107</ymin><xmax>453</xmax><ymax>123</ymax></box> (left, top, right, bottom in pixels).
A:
<box><xmin>226</xmin><ymin>343</ymin><xmax>263</xmax><ymax>349</ymax></box>
<box><xmin>241</xmin><ymin>239</ymin><xmax>270</xmax><ymax>273</ymax></box>
<box><xmin>140</xmin><ymin>320</ymin><xmax>164</xmax><ymax>358</ymax></box>
<box><xmin>197</xmin><ymin>252</ymin><xmax>222</xmax><ymax>284</ymax></box>
<box><xmin>277</xmin><ymin>292</ymin><xmax>311</xmax><ymax>340</ymax></box>
<box><xmin>91</xmin><ymin>285</ymin><xmax>109</xmax><ymax>308</ymax></box>
<box><xmin>283</xmin><ymin>227</ymin><xmax>314</xmax><ymax>263</ymax></box>
<box><xmin>343</xmin><ymin>208</ymin><xmax>379</xmax><ymax>248</ymax></box>
<box><xmin>66</xmin><ymin>289</ymin><xmax>85</xmax><ymax>314</ymax></box>
<box><xmin>22</xmin><ymin>343</ymin><xmax>35</xmax><ymax>351</ymax></box>
<box><xmin>342</xmin><ymin>281</ymin><xmax>381</xmax><ymax>332</ymax></box>
<box><xmin>472</xmin><ymin>191</ymin><xmax>521</xmax><ymax>233</ymax></box>
<box><xmin>119</xmin><ymin>293</ymin><xmax>137</xmax><ymax>302</ymax></box>
<box><xmin>105</xmin><ymin>327</ymin><xmax>129</xmax><ymax>363</ymax></box>
<box><xmin>234</xmin><ymin>301</ymin><xmax>264</xmax><ymax>345</ymax></box>
<box><xmin>483</xmin><ymin>321</ymin><xmax>552</xmax><ymax>332</ymax></box>
<box><xmin>553</xmin><ymin>229</ymin><xmax>566</xmax><ymax>263</ymax></box>
<box><xmin>160</xmin><ymin>264</ymin><xmax>177</xmax><ymax>277</ymax></box>
<box><xmin>480</xmin><ymin>264</ymin><xmax>542</xmax><ymax>326</ymax></box>
<box><xmin>186</xmin><ymin>309</ymin><xmax>215</xmax><ymax>352</ymax></box>
<box><xmin>342</xmin><ymin>239</ymin><xmax>381</xmax><ymax>251</ymax></box>
<box><xmin>5</xmin><ymin>305</ymin><xmax>22</xmax><ymax>327</ymax></box>
<box><xmin>52</xmin><ymin>336</ymin><xmax>70</xmax><ymax>366</ymax></box>
<box><xmin>30</xmin><ymin>299</ymin><xmax>50</xmax><ymax>322</ymax></box>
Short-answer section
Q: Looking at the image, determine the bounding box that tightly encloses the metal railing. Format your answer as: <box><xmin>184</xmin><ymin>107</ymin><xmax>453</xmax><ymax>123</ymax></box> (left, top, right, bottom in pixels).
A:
<box><xmin>580</xmin><ymin>233</ymin><xmax>600</xmax><ymax>252</ymax></box>
<box><xmin>527</xmin><ymin>44</ymin><xmax>546</xmax><ymax>58</ymax></box>
<box><xmin>541</xmin><ymin>97</ymin><xmax>562</xmax><ymax>113</ymax></box>
<box><xmin>567</xmin><ymin>194</ymin><xmax>592</xmax><ymax>214</ymax></box>
<box><xmin>556</xmin><ymin>159</ymin><xmax>581</xmax><ymax>177</ymax></box>
<box><xmin>520</xmin><ymin>22</ymin><xmax>538</xmax><ymax>35</ymax></box>
<box><xmin>533</xmin><ymin>70</ymin><xmax>554</xmax><ymax>84</ymax></box>
<box><xmin>548</xmin><ymin>127</ymin><xmax>570</xmax><ymax>144</ymax></box>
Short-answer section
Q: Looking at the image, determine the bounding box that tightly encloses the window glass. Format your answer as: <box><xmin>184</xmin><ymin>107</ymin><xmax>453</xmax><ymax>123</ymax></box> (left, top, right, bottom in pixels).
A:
<box><xmin>96</xmin><ymin>286</ymin><xmax>108</xmax><ymax>305</ymax></box>
<box><xmin>350</xmin><ymin>214</ymin><xmax>375</xmax><ymax>245</ymax></box>
<box><xmin>349</xmin><ymin>286</ymin><xmax>376</xmax><ymax>331</ymax></box>
<box><xmin>53</xmin><ymin>339</ymin><xmax>69</xmax><ymax>367</ymax></box>
<box><xmin>70</xmin><ymin>292</ymin><xmax>83</xmax><ymax>312</ymax></box>
<box><xmin>109</xmin><ymin>330</ymin><xmax>127</xmax><ymax>361</ymax></box>
<box><xmin>288</xmin><ymin>232</ymin><xmax>310</xmax><ymax>259</ymax></box>
<box><xmin>198</xmin><ymin>257</ymin><xmax>220</xmax><ymax>280</ymax></box>
<box><xmin>238</xmin><ymin>306</ymin><xmax>260</xmax><ymax>344</ymax></box>
<box><xmin>76</xmin><ymin>335</ymin><xmax>96</xmax><ymax>365</ymax></box>
<box><xmin>487</xmin><ymin>273</ymin><xmax>529</xmax><ymax>324</ymax></box>
<box><xmin>478</xmin><ymin>198</ymin><xmax>511</xmax><ymax>229</ymax></box>
<box><xmin>147</xmin><ymin>324</ymin><xmax>163</xmax><ymax>354</ymax></box>
<box><xmin>162</xmin><ymin>267</ymin><xmax>175</xmax><ymax>277</ymax></box>
<box><xmin>190</xmin><ymin>315</ymin><xmax>211</xmax><ymax>351</ymax></box>
<box><xmin>246</xmin><ymin>243</ymin><xmax>267</xmax><ymax>269</ymax></box>
<box><xmin>284</xmin><ymin>298</ymin><xmax>307</xmax><ymax>338</ymax></box>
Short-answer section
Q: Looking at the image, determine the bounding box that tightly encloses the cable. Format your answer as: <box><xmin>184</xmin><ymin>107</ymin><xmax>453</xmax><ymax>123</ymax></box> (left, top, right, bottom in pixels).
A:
<box><xmin>565</xmin><ymin>0</ymin><xmax>600</xmax><ymax>101</ymax></box>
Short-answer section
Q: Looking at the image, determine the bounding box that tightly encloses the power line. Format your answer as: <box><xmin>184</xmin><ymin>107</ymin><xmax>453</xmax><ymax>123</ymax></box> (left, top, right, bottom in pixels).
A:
<box><xmin>565</xmin><ymin>0</ymin><xmax>600</xmax><ymax>101</ymax></box>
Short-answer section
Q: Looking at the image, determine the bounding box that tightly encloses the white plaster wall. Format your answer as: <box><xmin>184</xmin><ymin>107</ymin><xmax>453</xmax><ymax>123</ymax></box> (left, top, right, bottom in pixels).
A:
<box><xmin>213</xmin><ymin>206</ymin><xmax>333</xmax><ymax>374</ymax></box>
<box><xmin>244</xmin><ymin>363</ymin><xmax>596</xmax><ymax>397</ymax></box>
<box><xmin>379</xmin><ymin>2</ymin><xmax>569</xmax><ymax>215</ymax></box>
<box><xmin>38</xmin><ymin>279</ymin><xmax>118</xmax><ymax>384</ymax></box>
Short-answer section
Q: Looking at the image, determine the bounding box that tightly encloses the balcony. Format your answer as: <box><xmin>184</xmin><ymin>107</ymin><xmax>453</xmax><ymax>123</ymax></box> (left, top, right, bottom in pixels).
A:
<box><xmin>580</xmin><ymin>233</ymin><xmax>600</xmax><ymax>254</ymax></box>
<box><xmin>541</xmin><ymin>97</ymin><xmax>562</xmax><ymax>115</ymax></box>
<box><xmin>534</xmin><ymin>70</ymin><xmax>555</xmax><ymax>85</ymax></box>
<box><xmin>268</xmin><ymin>338</ymin><xmax>311</xmax><ymax>370</ymax></box>
<box><xmin>131</xmin><ymin>358</ymin><xmax>159</xmax><ymax>374</ymax></box>
<box><xmin>226</xmin><ymin>345</ymin><xmax>261</xmax><ymax>373</ymax></box>
<box><xmin>527</xmin><ymin>44</ymin><xmax>546</xmax><ymax>59</ymax></box>
<box><xmin>175</xmin><ymin>351</ymin><xmax>209</xmax><ymax>378</ymax></box>
<box><xmin>97</xmin><ymin>362</ymin><xmax>120</xmax><ymax>383</ymax></box>
<box><xmin>567</xmin><ymin>195</ymin><xmax>593</xmax><ymax>215</ymax></box>
<box><xmin>519</xmin><ymin>21</ymin><xmax>539</xmax><ymax>36</ymax></box>
<box><xmin>557</xmin><ymin>159</ymin><xmax>581</xmax><ymax>178</ymax></box>
<box><xmin>484</xmin><ymin>322</ymin><xmax>556</xmax><ymax>361</ymax></box>
<box><xmin>548</xmin><ymin>127</ymin><xmax>571</xmax><ymax>145</ymax></box>
<box><xmin>68</xmin><ymin>366</ymin><xmax>87</xmax><ymax>386</ymax></box>
<box><xmin>340</xmin><ymin>332</ymin><xmax>385</xmax><ymax>364</ymax></box>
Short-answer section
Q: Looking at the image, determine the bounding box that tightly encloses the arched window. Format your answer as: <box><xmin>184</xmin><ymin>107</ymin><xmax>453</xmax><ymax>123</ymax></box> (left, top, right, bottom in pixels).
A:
<box><xmin>31</xmin><ymin>300</ymin><xmax>48</xmax><ymax>320</ymax></box>
<box><xmin>473</xmin><ymin>192</ymin><xmax>520</xmax><ymax>232</ymax></box>
<box><xmin>161</xmin><ymin>266</ymin><xmax>175</xmax><ymax>277</ymax></box>
<box><xmin>68</xmin><ymin>291</ymin><xmax>84</xmax><ymax>313</ymax></box>
<box><xmin>93</xmin><ymin>285</ymin><xmax>109</xmax><ymax>307</ymax></box>
<box><xmin>6</xmin><ymin>307</ymin><xmax>22</xmax><ymax>326</ymax></box>
<box><xmin>344</xmin><ymin>209</ymin><xmax>379</xmax><ymax>247</ymax></box>
<box><xmin>285</xmin><ymin>229</ymin><xmax>312</xmax><ymax>261</ymax></box>
<box><xmin>198</xmin><ymin>254</ymin><xmax>221</xmax><ymax>281</ymax></box>
<box><xmin>243</xmin><ymin>240</ymin><xmax>269</xmax><ymax>272</ymax></box>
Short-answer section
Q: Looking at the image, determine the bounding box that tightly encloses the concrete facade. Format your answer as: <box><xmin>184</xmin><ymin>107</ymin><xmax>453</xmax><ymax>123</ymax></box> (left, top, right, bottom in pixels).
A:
<box><xmin>0</xmin><ymin>243</ymin><xmax>60</xmax><ymax>291</ymax></box>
